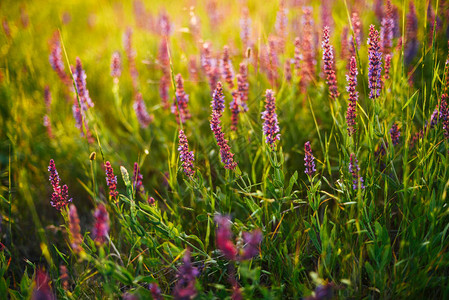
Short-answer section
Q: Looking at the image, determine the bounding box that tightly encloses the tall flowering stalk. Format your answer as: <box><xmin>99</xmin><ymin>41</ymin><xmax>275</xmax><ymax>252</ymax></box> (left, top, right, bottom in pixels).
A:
<box><xmin>349</xmin><ymin>153</ymin><xmax>364</xmax><ymax>190</ymax></box>
<box><xmin>158</xmin><ymin>38</ymin><xmax>170</xmax><ymax>109</ymax></box>
<box><xmin>240</xmin><ymin>7</ymin><xmax>252</xmax><ymax>51</ymax></box>
<box><xmin>275</xmin><ymin>0</ymin><xmax>288</xmax><ymax>54</ymax></box>
<box><xmin>294</xmin><ymin>37</ymin><xmax>301</xmax><ymax>75</ymax></box>
<box><xmin>214</xmin><ymin>215</ymin><xmax>238</xmax><ymax>260</ymax></box>
<box><xmin>261</xmin><ymin>90</ymin><xmax>280</xmax><ymax>149</ymax></box>
<box><xmin>300</xmin><ymin>7</ymin><xmax>316</xmax><ymax>91</ymax></box>
<box><xmin>133</xmin><ymin>92</ymin><xmax>153</xmax><ymax>128</ymax></box>
<box><xmin>178</xmin><ymin>129</ymin><xmax>195</xmax><ymax>177</ymax></box>
<box><xmin>201</xmin><ymin>42</ymin><xmax>220</xmax><ymax>93</ymax></box>
<box><xmin>49</xmin><ymin>32</ymin><xmax>70</xmax><ymax>86</ymax></box>
<box><xmin>230</xmin><ymin>91</ymin><xmax>240</xmax><ymax>131</ymax></box>
<box><xmin>321</xmin><ymin>0</ymin><xmax>332</xmax><ymax>29</ymax></box>
<box><xmin>368</xmin><ymin>25</ymin><xmax>383</xmax><ymax>100</ymax></box>
<box><xmin>322</xmin><ymin>27</ymin><xmax>339</xmax><ymax>100</ymax></box>
<box><xmin>173</xmin><ymin>249</ymin><xmax>200</xmax><ymax>300</ymax></box>
<box><xmin>133</xmin><ymin>162</ymin><xmax>145</xmax><ymax>196</ymax></box>
<box><xmin>380</xmin><ymin>0</ymin><xmax>394</xmax><ymax>55</ymax></box>
<box><xmin>390</xmin><ymin>123</ymin><xmax>400</xmax><ymax>145</ymax></box>
<box><xmin>210</xmin><ymin>82</ymin><xmax>238</xmax><ymax>170</ymax></box>
<box><xmin>346</xmin><ymin>56</ymin><xmax>358</xmax><ymax>136</ymax></box>
<box><xmin>68</xmin><ymin>204</ymin><xmax>83</xmax><ymax>254</ymax></box>
<box><xmin>405</xmin><ymin>2</ymin><xmax>418</xmax><ymax>65</ymax></box>
<box><xmin>222</xmin><ymin>46</ymin><xmax>234</xmax><ymax>89</ymax></box>
<box><xmin>48</xmin><ymin>159</ymin><xmax>72</xmax><ymax>211</ymax></box>
<box><xmin>236</xmin><ymin>63</ymin><xmax>249</xmax><ymax>111</ymax></box>
<box><xmin>383</xmin><ymin>54</ymin><xmax>392</xmax><ymax>82</ymax></box>
<box><xmin>104</xmin><ymin>161</ymin><xmax>119</xmax><ymax>201</ymax></box>
<box><xmin>172</xmin><ymin>74</ymin><xmax>191</xmax><ymax>124</ymax></box>
<box><xmin>304</xmin><ymin>141</ymin><xmax>316</xmax><ymax>177</ymax></box>
<box><xmin>72</xmin><ymin>57</ymin><xmax>94</xmax><ymax>112</ymax></box>
<box><xmin>349</xmin><ymin>12</ymin><xmax>362</xmax><ymax>57</ymax></box>
<box><xmin>110</xmin><ymin>51</ymin><xmax>121</xmax><ymax>81</ymax></box>
<box><xmin>123</xmin><ymin>28</ymin><xmax>139</xmax><ymax>93</ymax></box>
<box><xmin>93</xmin><ymin>203</ymin><xmax>109</xmax><ymax>246</ymax></box>
<box><xmin>267</xmin><ymin>36</ymin><xmax>279</xmax><ymax>85</ymax></box>
<box><xmin>43</xmin><ymin>86</ymin><xmax>53</xmax><ymax>138</ymax></box>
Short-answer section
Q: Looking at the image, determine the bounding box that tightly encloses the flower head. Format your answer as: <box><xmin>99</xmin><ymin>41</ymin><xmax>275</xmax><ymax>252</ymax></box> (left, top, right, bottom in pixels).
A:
<box><xmin>172</xmin><ymin>74</ymin><xmax>191</xmax><ymax>123</ymax></box>
<box><xmin>48</xmin><ymin>159</ymin><xmax>72</xmax><ymax>211</ymax></box>
<box><xmin>72</xmin><ymin>57</ymin><xmax>94</xmax><ymax>111</ymax></box>
<box><xmin>236</xmin><ymin>63</ymin><xmax>249</xmax><ymax>111</ymax></box>
<box><xmin>105</xmin><ymin>161</ymin><xmax>119</xmax><ymax>200</ymax></box>
<box><xmin>346</xmin><ymin>56</ymin><xmax>358</xmax><ymax>136</ymax></box>
<box><xmin>390</xmin><ymin>123</ymin><xmax>400</xmax><ymax>146</ymax></box>
<box><xmin>349</xmin><ymin>153</ymin><xmax>364</xmax><ymax>190</ymax></box>
<box><xmin>241</xmin><ymin>229</ymin><xmax>262</xmax><ymax>260</ymax></box>
<box><xmin>93</xmin><ymin>203</ymin><xmax>109</xmax><ymax>246</ymax></box>
<box><xmin>133</xmin><ymin>92</ymin><xmax>153</xmax><ymax>128</ymax></box>
<box><xmin>173</xmin><ymin>249</ymin><xmax>200</xmax><ymax>300</ymax></box>
<box><xmin>304</xmin><ymin>141</ymin><xmax>316</xmax><ymax>177</ymax></box>
<box><xmin>368</xmin><ymin>25</ymin><xmax>383</xmax><ymax>99</ymax></box>
<box><xmin>322</xmin><ymin>26</ymin><xmax>339</xmax><ymax>100</ymax></box>
<box><xmin>222</xmin><ymin>45</ymin><xmax>235</xmax><ymax>89</ymax></box>
<box><xmin>261</xmin><ymin>89</ymin><xmax>280</xmax><ymax>149</ymax></box>
<box><xmin>178</xmin><ymin>129</ymin><xmax>195</xmax><ymax>177</ymax></box>
<box><xmin>214</xmin><ymin>215</ymin><xmax>238</xmax><ymax>260</ymax></box>
<box><xmin>110</xmin><ymin>51</ymin><xmax>122</xmax><ymax>78</ymax></box>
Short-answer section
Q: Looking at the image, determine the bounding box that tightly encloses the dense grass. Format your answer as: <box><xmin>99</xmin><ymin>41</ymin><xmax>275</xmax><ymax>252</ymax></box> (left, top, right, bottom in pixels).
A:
<box><xmin>1</xmin><ymin>0</ymin><xmax>449</xmax><ymax>298</ymax></box>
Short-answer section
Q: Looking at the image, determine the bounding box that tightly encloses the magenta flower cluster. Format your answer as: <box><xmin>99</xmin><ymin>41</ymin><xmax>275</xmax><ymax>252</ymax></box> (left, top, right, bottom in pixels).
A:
<box><xmin>390</xmin><ymin>123</ymin><xmax>400</xmax><ymax>146</ymax></box>
<box><xmin>178</xmin><ymin>129</ymin><xmax>195</xmax><ymax>177</ymax></box>
<box><xmin>133</xmin><ymin>92</ymin><xmax>153</xmax><ymax>128</ymax></box>
<box><xmin>322</xmin><ymin>26</ymin><xmax>339</xmax><ymax>100</ymax></box>
<box><xmin>349</xmin><ymin>153</ymin><xmax>364</xmax><ymax>190</ymax></box>
<box><xmin>171</xmin><ymin>74</ymin><xmax>191</xmax><ymax>124</ymax></box>
<box><xmin>48</xmin><ymin>159</ymin><xmax>72</xmax><ymax>211</ymax></box>
<box><xmin>73</xmin><ymin>57</ymin><xmax>94</xmax><ymax>112</ymax></box>
<box><xmin>304</xmin><ymin>141</ymin><xmax>316</xmax><ymax>177</ymax></box>
<box><xmin>110</xmin><ymin>51</ymin><xmax>122</xmax><ymax>78</ymax></box>
<box><xmin>173</xmin><ymin>249</ymin><xmax>200</xmax><ymax>300</ymax></box>
<box><xmin>368</xmin><ymin>25</ymin><xmax>383</xmax><ymax>100</ymax></box>
<box><xmin>105</xmin><ymin>161</ymin><xmax>119</xmax><ymax>200</ymax></box>
<box><xmin>210</xmin><ymin>82</ymin><xmax>237</xmax><ymax>170</ymax></box>
<box><xmin>261</xmin><ymin>89</ymin><xmax>280</xmax><ymax>149</ymax></box>
<box><xmin>93</xmin><ymin>203</ymin><xmax>109</xmax><ymax>245</ymax></box>
<box><xmin>346</xmin><ymin>56</ymin><xmax>358</xmax><ymax>136</ymax></box>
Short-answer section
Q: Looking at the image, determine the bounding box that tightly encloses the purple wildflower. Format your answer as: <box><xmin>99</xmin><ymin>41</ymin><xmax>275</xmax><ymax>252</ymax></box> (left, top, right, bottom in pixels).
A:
<box><xmin>157</xmin><ymin>10</ymin><xmax>172</xmax><ymax>37</ymax></box>
<box><xmin>305</xmin><ymin>282</ymin><xmax>335</xmax><ymax>300</ymax></box>
<box><xmin>236</xmin><ymin>63</ymin><xmax>249</xmax><ymax>111</ymax></box>
<box><xmin>405</xmin><ymin>2</ymin><xmax>418</xmax><ymax>65</ymax></box>
<box><xmin>241</xmin><ymin>229</ymin><xmax>262</xmax><ymax>260</ymax></box>
<box><xmin>93</xmin><ymin>203</ymin><xmax>109</xmax><ymax>246</ymax></box>
<box><xmin>133</xmin><ymin>92</ymin><xmax>153</xmax><ymax>128</ymax></box>
<box><xmin>383</xmin><ymin>54</ymin><xmax>392</xmax><ymax>82</ymax></box>
<box><xmin>105</xmin><ymin>161</ymin><xmax>118</xmax><ymax>200</ymax></box>
<box><xmin>261</xmin><ymin>89</ymin><xmax>280</xmax><ymax>149</ymax></box>
<box><xmin>48</xmin><ymin>159</ymin><xmax>72</xmax><ymax>211</ymax></box>
<box><xmin>380</xmin><ymin>0</ymin><xmax>394</xmax><ymax>55</ymax></box>
<box><xmin>133</xmin><ymin>162</ymin><xmax>145</xmax><ymax>195</ymax></box>
<box><xmin>390</xmin><ymin>123</ymin><xmax>400</xmax><ymax>146</ymax></box>
<box><xmin>267</xmin><ymin>36</ymin><xmax>279</xmax><ymax>85</ymax></box>
<box><xmin>294</xmin><ymin>37</ymin><xmax>301</xmax><ymax>75</ymax></box>
<box><xmin>69</xmin><ymin>204</ymin><xmax>83</xmax><ymax>254</ymax></box>
<box><xmin>322</xmin><ymin>26</ymin><xmax>339</xmax><ymax>100</ymax></box>
<box><xmin>110</xmin><ymin>51</ymin><xmax>122</xmax><ymax>79</ymax></box>
<box><xmin>148</xmin><ymin>283</ymin><xmax>163</xmax><ymax>300</ymax></box>
<box><xmin>158</xmin><ymin>38</ymin><xmax>170</xmax><ymax>109</ymax></box>
<box><xmin>304</xmin><ymin>141</ymin><xmax>316</xmax><ymax>177</ymax></box>
<box><xmin>240</xmin><ymin>8</ymin><xmax>252</xmax><ymax>50</ymax></box>
<box><xmin>201</xmin><ymin>42</ymin><xmax>220</xmax><ymax>92</ymax></box>
<box><xmin>346</xmin><ymin>56</ymin><xmax>358</xmax><ymax>136</ymax></box>
<box><xmin>368</xmin><ymin>25</ymin><xmax>383</xmax><ymax>100</ymax></box>
<box><xmin>350</xmin><ymin>12</ymin><xmax>362</xmax><ymax>57</ymax></box>
<box><xmin>173</xmin><ymin>249</ymin><xmax>200</xmax><ymax>300</ymax></box>
<box><xmin>123</xmin><ymin>28</ymin><xmax>139</xmax><ymax>92</ymax></box>
<box><xmin>275</xmin><ymin>0</ymin><xmax>288</xmax><ymax>54</ymax></box>
<box><xmin>211</xmin><ymin>81</ymin><xmax>225</xmax><ymax>115</ymax></box>
<box><xmin>172</xmin><ymin>74</ymin><xmax>191</xmax><ymax>124</ymax></box>
<box><xmin>321</xmin><ymin>0</ymin><xmax>332</xmax><ymax>29</ymax></box>
<box><xmin>49</xmin><ymin>32</ymin><xmax>70</xmax><ymax>86</ymax></box>
<box><xmin>349</xmin><ymin>153</ymin><xmax>364</xmax><ymax>190</ymax></box>
<box><xmin>222</xmin><ymin>46</ymin><xmax>235</xmax><ymax>89</ymax></box>
<box><xmin>300</xmin><ymin>7</ymin><xmax>316</xmax><ymax>92</ymax></box>
<box><xmin>230</xmin><ymin>91</ymin><xmax>240</xmax><ymax>131</ymax></box>
<box><xmin>178</xmin><ymin>129</ymin><xmax>195</xmax><ymax>177</ymax></box>
<box><xmin>32</xmin><ymin>269</ymin><xmax>55</xmax><ymax>300</ymax></box>
<box><xmin>214</xmin><ymin>215</ymin><xmax>238</xmax><ymax>260</ymax></box>
<box><xmin>72</xmin><ymin>57</ymin><xmax>94</xmax><ymax>111</ymax></box>
<box><xmin>210</xmin><ymin>106</ymin><xmax>237</xmax><ymax>170</ymax></box>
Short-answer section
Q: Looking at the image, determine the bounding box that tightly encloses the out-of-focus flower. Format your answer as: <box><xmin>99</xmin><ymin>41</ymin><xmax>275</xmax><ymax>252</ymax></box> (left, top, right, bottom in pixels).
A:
<box><xmin>241</xmin><ymin>229</ymin><xmax>262</xmax><ymax>260</ymax></box>
<box><xmin>390</xmin><ymin>123</ymin><xmax>400</xmax><ymax>146</ymax></box>
<box><xmin>275</xmin><ymin>0</ymin><xmax>288</xmax><ymax>54</ymax></box>
<box><xmin>405</xmin><ymin>2</ymin><xmax>418</xmax><ymax>65</ymax></box>
<box><xmin>178</xmin><ymin>129</ymin><xmax>195</xmax><ymax>177</ymax></box>
<box><xmin>214</xmin><ymin>215</ymin><xmax>238</xmax><ymax>260</ymax></box>
<box><xmin>158</xmin><ymin>38</ymin><xmax>170</xmax><ymax>109</ymax></box>
<box><xmin>133</xmin><ymin>162</ymin><xmax>145</xmax><ymax>195</ymax></box>
<box><xmin>305</xmin><ymin>282</ymin><xmax>335</xmax><ymax>300</ymax></box>
<box><xmin>49</xmin><ymin>32</ymin><xmax>70</xmax><ymax>86</ymax></box>
<box><xmin>48</xmin><ymin>159</ymin><xmax>72</xmax><ymax>211</ymax></box>
<box><xmin>300</xmin><ymin>7</ymin><xmax>316</xmax><ymax>91</ymax></box>
<box><xmin>110</xmin><ymin>51</ymin><xmax>122</xmax><ymax>79</ymax></box>
<box><xmin>350</xmin><ymin>12</ymin><xmax>362</xmax><ymax>57</ymax></box>
<box><xmin>230</xmin><ymin>91</ymin><xmax>240</xmax><ymax>131</ymax></box>
<box><xmin>304</xmin><ymin>141</ymin><xmax>316</xmax><ymax>177</ymax></box>
<box><xmin>172</xmin><ymin>74</ymin><xmax>191</xmax><ymax>123</ymax></box>
<box><xmin>346</xmin><ymin>56</ymin><xmax>358</xmax><ymax>136</ymax></box>
<box><xmin>240</xmin><ymin>7</ymin><xmax>252</xmax><ymax>50</ymax></box>
<box><xmin>105</xmin><ymin>161</ymin><xmax>119</xmax><ymax>200</ymax></box>
<box><xmin>72</xmin><ymin>57</ymin><xmax>94</xmax><ymax>112</ymax></box>
<box><xmin>322</xmin><ymin>26</ymin><xmax>339</xmax><ymax>100</ymax></box>
<box><xmin>123</xmin><ymin>28</ymin><xmax>139</xmax><ymax>92</ymax></box>
<box><xmin>173</xmin><ymin>249</ymin><xmax>200</xmax><ymax>300</ymax></box>
<box><xmin>69</xmin><ymin>204</ymin><xmax>83</xmax><ymax>253</ymax></box>
<box><xmin>368</xmin><ymin>25</ymin><xmax>383</xmax><ymax>100</ymax></box>
<box><xmin>236</xmin><ymin>63</ymin><xmax>249</xmax><ymax>111</ymax></box>
<box><xmin>32</xmin><ymin>269</ymin><xmax>55</xmax><ymax>300</ymax></box>
<box><xmin>222</xmin><ymin>45</ymin><xmax>235</xmax><ymax>89</ymax></box>
<box><xmin>133</xmin><ymin>92</ymin><xmax>153</xmax><ymax>128</ymax></box>
<box><xmin>349</xmin><ymin>153</ymin><xmax>364</xmax><ymax>190</ymax></box>
<box><xmin>93</xmin><ymin>203</ymin><xmax>109</xmax><ymax>246</ymax></box>
<box><xmin>59</xmin><ymin>265</ymin><xmax>69</xmax><ymax>291</ymax></box>
<box><xmin>261</xmin><ymin>89</ymin><xmax>280</xmax><ymax>149</ymax></box>
<box><xmin>267</xmin><ymin>36</ymin><xmax>279</xmax><ymax>85</ymax></box>
<box><xmin>380</xmin><ymin>0</ymin><xmax>394</xmax><ymax>55</ymax></box>
<box><xmin>148</xmin><ymin>283</ymin><xmax>163</xmax><ymax>300</ymax></box>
